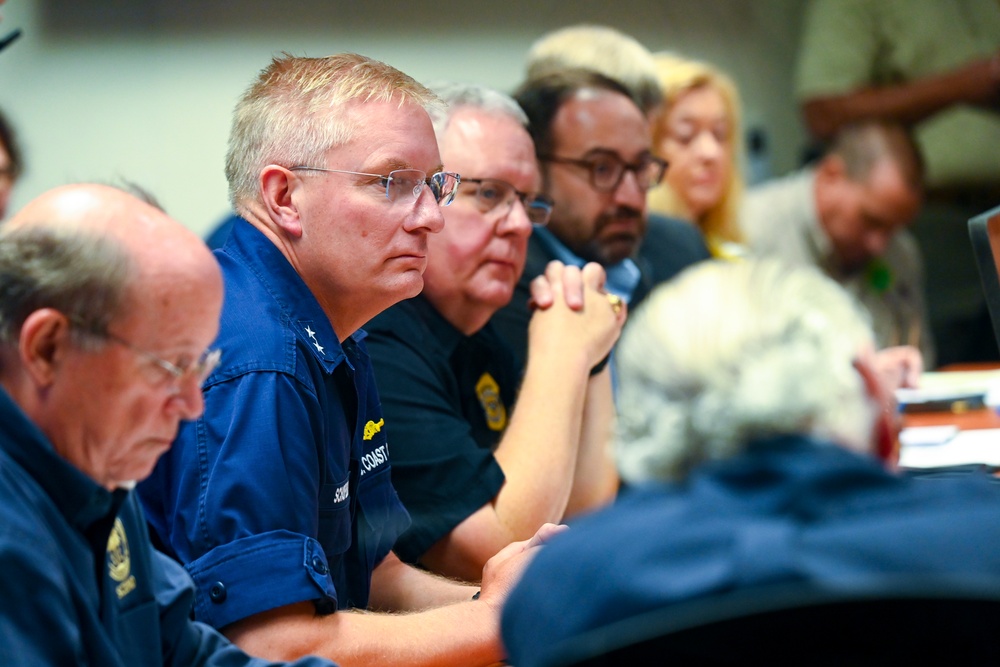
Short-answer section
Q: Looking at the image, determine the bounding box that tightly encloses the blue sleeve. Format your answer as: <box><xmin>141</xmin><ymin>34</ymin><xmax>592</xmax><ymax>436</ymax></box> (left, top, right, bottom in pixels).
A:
<box><xmin>154</xmin><ymin>552</ymin><xmax>338</xmax><ymax>667</ymax></box>
<box><xmin>0</xmin><ymin>529</ymin><xmax>88</xmax><ymax>664</ymax></box>
<box><xmin>142</xmin><ymin>370</ymin><xmax>344</xmax><ymax>630</ymax></box>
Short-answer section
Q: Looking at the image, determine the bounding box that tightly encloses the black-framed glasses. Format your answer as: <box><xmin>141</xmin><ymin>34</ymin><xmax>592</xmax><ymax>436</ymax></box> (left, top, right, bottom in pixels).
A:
<box><xmin>540</xmin><ymin>149</ymin><xmax>667</xmax><ymax>193</ymax></box>
<box><xmin>290</xmin><ymin>166</ymin><xmax>461</xmax><ymax>206</ymax></box>
<box><xmin>460</xmin><ymin>178</ymin><xmax>555</xmax><ymax>226</ymax></box>
<box><xmin>71</xmin><ymin>319</ymin><xmax>221</xmax><ymax>390</ymax></box>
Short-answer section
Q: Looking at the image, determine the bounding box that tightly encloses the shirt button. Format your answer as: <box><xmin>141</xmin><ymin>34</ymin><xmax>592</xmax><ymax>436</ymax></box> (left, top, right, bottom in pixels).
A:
<box><xmin>209</xmin><ymin>582</ymin><xmax>227</xmax><ymax>603</ymax></box>
<box><xmin>311</xmin><ymin>555</ymin><xmax>329</xmax><ymax>575</ymax></box>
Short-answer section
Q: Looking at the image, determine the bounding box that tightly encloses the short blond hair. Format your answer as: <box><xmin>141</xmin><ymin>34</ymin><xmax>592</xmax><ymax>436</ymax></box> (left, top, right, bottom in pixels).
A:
<box><xmin>524</xmin><ymin>25</ymin><xmax>661</xmax><ymax>114</ymax></box>
<box><xmin>225</xmin><ymin>53</ymin><xmax>440</xmax><ymax>212</ymax></box>
<box><xmin>647</xmin><ymin>52</ymin><xmax>745</xmax><ymax>246</ymax></box>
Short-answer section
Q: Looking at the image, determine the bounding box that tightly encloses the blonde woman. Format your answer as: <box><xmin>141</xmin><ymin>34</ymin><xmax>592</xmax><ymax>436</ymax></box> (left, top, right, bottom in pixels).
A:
<box><xmin>648</xmin><ymin>53</ymin><xmax>746</xmax><ymax>258</ymax></box>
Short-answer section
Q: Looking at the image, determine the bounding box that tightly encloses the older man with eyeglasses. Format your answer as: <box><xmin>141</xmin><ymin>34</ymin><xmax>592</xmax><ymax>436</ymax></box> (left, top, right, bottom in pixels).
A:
<box><xmin>138</xmin><ymin>54</ymin><xmax>559</xmax><ymax>667</ymax></box>
<box><xmin>0</xmin><ymin>183</ymin><xmax>338</xmax><ymax>667</ymax></box>
<box><xmin>364</xmin><ymin>82</ymin><xmax>624</xmax><ymax>584</ymax></box>
<box><xmin>491</xmin><ymin>69</ymin><xmax>711</xmax><ymax>377</ymax></box>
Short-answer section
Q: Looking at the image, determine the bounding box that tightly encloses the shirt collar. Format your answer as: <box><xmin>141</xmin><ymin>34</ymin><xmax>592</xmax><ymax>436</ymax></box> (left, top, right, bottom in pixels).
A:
<box><xmin>531</xmin><ymin>225</ymin><xmax>642</xmax><ymax>303</ymax></box>
<box><xmin>223</xmin><ymin>220</ymin><xmax>366</xmax><ymax>372</ymax></box>
<box><xmin>0</xmin><ymin>386</ymin><xmax>119</xmax><ymax>532</ymax></box>
<box><xmin>802</xmin><ymin>169</ymin><xmax>837</xmax><ymax>271</ymax></box>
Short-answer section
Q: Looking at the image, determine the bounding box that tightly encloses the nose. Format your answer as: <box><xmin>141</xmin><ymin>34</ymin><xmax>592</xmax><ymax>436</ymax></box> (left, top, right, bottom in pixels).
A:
<box><xmin>169</xmin><ymin>375</ymin><xmax>205</xmax><ymax>421</ymax></box>
<box><xmin>405</xmin><ymin>186</ymin><xmax>446</xmax><ymax>234</ymax></box>
<box><xmin>612</xmin><ymin>168</ymin><xmax>647</xmax><ymax>211</ymax></box>
<box><xmin>694</xmin><ymin>131</ymin><xmax>723</xmax><ymax>160</ymax></box>
<box><xmin>497</xmin><ymin>198</ymin><xmax>534</xmax><ymax>238</ymax></box>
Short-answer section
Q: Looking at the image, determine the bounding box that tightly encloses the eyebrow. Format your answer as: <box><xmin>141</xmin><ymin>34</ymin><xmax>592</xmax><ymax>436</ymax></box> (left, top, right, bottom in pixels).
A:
<box><xmin>368</xmin><ymin>159</ymin><xmax>445</xmax><ymax>175</ymax></box>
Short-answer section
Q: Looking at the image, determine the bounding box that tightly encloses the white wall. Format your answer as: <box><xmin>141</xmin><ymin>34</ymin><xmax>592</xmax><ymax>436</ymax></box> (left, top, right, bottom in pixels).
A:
<box><xmin>0</xmin><ymin>0</ymin><xmax>807</xmax><ymax>235</ymax></box>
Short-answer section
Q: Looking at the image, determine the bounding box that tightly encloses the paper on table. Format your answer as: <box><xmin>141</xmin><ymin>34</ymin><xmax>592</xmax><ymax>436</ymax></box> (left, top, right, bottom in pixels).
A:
<box><xmin>899</xmin><ymin>425</ymin><xmax>959</xmax><ymax>448</ymax></box>
<box><xmin>896</xmin><ymin>369</ymin><xmax>1000</xmax><ymax>406</ymax></box>
<box><xmin>899</xmin><ymin>428</ymin><xmax>1000</xmax><ymax>469</ymax></box>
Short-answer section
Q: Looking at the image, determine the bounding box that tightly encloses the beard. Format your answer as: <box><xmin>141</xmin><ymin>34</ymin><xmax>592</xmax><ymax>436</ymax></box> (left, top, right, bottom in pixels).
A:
<box><xmin>576</xmin><ymin>205</ymin><xmax>646</xmax><ymax>266</ymax></box>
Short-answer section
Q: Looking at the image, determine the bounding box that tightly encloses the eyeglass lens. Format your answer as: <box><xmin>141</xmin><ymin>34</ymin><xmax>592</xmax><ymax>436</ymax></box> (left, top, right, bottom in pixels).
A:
<box><xmin>468</xmin><ymin>179</ymin><xmax>553</xmax><ymax>225</ymax></box>
<box><xmin>386</xmin><ymin>169</ymin><xmax>459</xmax><ymax>206</ymax></box>
<box><xmin>588</xmin><ymin>153</ymin><xmax>665</xmax><ymax>191</ymax></box>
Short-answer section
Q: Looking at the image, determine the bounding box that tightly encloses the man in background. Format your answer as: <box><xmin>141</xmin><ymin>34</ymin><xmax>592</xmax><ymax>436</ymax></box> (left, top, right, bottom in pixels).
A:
<box><xmin>797</xmin><ymin>0</ymin><xmax>1000</xmax><ymax>364</ymax></box>
<box><xmin>0</xmin><ymin>107</ymin><xmax>23</xmax><ymax>220</ymax></box>
<box><xmin>139</xmin><ymin>54</ymin><xmax>554</xmax><ymax>667</ymax></box>
<box><xmin>0</xmin><ymin>183</ymin><xmax>334</xmax><ymax>667</ymax></box>
<box><xmin>366</xmin><ymin>83</ymin><xmax>621</xmax><ymax>583</ymax></box>
<box><xmin>492</xmin><ymin>70</ymin><xmax>702</xmax><ymax>374</ymax></box>
<box><xmin>741</xmin><ymin>121</ymin><xmax>931</xmax><ymax>367</ymax></box>
<box><xmin>502</xmin><ymin>259</ymin><xmax>1000</xmax><ymax>667</ymax></box>
<box><xmin>523</xmin><ymin>24</ymin><xmax>711</xmax><ymax>297</ymax></box>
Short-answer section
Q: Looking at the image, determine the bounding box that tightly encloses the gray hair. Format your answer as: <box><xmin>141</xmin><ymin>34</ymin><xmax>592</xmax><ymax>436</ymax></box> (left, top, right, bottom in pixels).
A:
<box><xmin>0</xmin><ymin>223</ymin><xmax>134</xmax><ymax>348</ymax></box>
<box><xmin>615</xmin><ymin>259</ymin><xmax>877</xmax><ymax>485</ymax></box>
<box><xmin>225</xmin><ymin>52</ymin><xmax>441</xmax><ymax>214</ymax></box>
<box><xmin>426</xmin><ymin>81</ymin><xmax>528</xmax><ymax>139</ymax></box>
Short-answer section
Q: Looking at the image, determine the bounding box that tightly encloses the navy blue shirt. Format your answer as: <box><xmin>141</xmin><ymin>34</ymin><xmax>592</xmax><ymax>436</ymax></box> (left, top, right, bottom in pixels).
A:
<box><xmin>365</xmin><ymin>295</ymin><xmax>510</xmax><ymax>563</ymax></box>
<box><xmin>502</xmin><ymin>435</ymin><xmax>1000</xmax><ymax>667</ymax></box>
<box><xmin>0</xmin><ymin>387</ymin><xmax>335</xmax><ymax>666</ymax></box>
<box><xmin>139</xmin><ymin>221</ymin><xmax>410</xmax><ymax>631</ymax></box>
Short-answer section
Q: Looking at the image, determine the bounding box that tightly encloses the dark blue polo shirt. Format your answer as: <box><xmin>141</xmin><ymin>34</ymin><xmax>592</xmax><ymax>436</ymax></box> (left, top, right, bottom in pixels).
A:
<box><xmin>365</xmin><ymin>295</ymin><xmax>510</xmax><ymax>563</ymax></box>
<box><xmin>0</xmin><ymin>387</ymin><xmax>335</xmax><ymax>666</ymax></box>
<box><xmin>139</xmin><ymin>221</ymin><xmax>410</xmax><ymax>631</ymax></box>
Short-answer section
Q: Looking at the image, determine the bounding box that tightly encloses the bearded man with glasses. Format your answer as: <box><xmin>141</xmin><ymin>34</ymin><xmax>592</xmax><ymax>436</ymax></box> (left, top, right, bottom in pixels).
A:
<box><xmin>365</xmin><ymin>83</ymin><xmax>624</xmax><ymax>584</ymax></box>
<box><xmin>138</xmin><ymin>54</ymin><xmax>557</xmax><ymax>667</ymax></box>
<box><xmin>491</xmin><ymin>69</ymin><xmax>711</xmax><ymax>377</ymax></box>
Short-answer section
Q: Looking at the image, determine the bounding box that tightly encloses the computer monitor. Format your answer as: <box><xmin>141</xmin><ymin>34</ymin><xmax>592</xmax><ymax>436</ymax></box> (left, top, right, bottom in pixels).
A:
<box><xmin>969</xmin><ymin>205</ymin><xmax>1000</xmax><ymax>355</ymax></box>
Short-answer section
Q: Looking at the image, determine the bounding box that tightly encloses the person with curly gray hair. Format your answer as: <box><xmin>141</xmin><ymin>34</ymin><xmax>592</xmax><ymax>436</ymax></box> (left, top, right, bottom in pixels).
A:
<box><xmin>501</xmin><ymin>259</ymin><xmax>1000</xmax><ymax>667</ymax></box>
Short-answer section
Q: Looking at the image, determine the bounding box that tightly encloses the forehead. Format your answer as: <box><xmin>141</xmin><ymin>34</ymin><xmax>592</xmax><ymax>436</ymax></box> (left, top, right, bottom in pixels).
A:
<box><xmin>329</xmin><ymin>98</ymin><xmax>442</xmax><ymax>172</ymax></box>
<box><xmin>551</xmin><ymin>89</ymin><xmax>650</xmax><ymax>158</ymax></box>
<box><xmin>669</xmin><ymin>85</ymin><xmax>728</xmax><ymax>122</ymax></box>
<box><xmin>440</xmin><ymin>108</ymin><xmax>538</xmax><ymax>188</ymax></box>
<box><xmin>859</xmin><ymin>160</ymin><xmax>921</xmax><ymax>227</ymax></box>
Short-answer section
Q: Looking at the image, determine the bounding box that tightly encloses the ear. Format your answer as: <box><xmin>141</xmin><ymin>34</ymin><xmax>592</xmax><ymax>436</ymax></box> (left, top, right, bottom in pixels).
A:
<box><xmin>852</xmin><ymin>354</ymin><xmax>900</xmax><ymax>467</ymax></box>
<box><xmin>259</xmin><ymin>165</ymin><xmax>304</xmax><ymax>239</ymax></box>
<box><xmin>18</xmin><ymin>309</ymin><xmax>73</xmax><ymax>389</ymax></box>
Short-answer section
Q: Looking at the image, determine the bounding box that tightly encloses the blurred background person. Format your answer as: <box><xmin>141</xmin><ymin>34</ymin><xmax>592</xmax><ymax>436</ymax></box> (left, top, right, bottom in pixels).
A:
<box><xmin>501</xmin><ymin>259</ymin><xmax>1000</xmax><ymax>667</ymax></box>
<box><xmin>796</xmin><ymin>0</ymin><xmax>1000</xmax><ymax>365</ymax></box>
<box><xmin>647</xmin><ymin>53</ymin><xmax>746</xmax><ymax>259</ymax></box>
<box><xmin>741</xmin><ymin>121</ymin><xmax>932</xmax><ymax>368</ymax></box>
<box><xmin>525</xmin><ymin>23</ymin><xmax>663</xmax><ymax>117</ymax></box>
<box><xmin>0</xmin><ymin>106</ymin><xmax>23</xmax><ymax>221</ymax></box>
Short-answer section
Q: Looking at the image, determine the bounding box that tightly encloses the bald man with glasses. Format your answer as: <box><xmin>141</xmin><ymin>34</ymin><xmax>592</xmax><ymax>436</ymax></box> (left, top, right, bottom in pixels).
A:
<box><xmin>138</xmin><ymin>54</ymin><xmax>558</xmax><ymax>667</ymax></box>
<box><xmin>365</xmin><ymin>82</ymin><xmax>623</xmax><ymax>584</ymax></box>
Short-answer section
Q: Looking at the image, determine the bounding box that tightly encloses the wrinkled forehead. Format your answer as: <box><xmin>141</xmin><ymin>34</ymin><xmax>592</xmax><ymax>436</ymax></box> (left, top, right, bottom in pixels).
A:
<box><xmin>440</xmin><ymin>109</ymin><xmax>539</xmax><ymax>185</ymax></box>
<box><xmin>326</xmin><ymin>98</ymin><xmax>442</xmax><ymax>172</ymax></box>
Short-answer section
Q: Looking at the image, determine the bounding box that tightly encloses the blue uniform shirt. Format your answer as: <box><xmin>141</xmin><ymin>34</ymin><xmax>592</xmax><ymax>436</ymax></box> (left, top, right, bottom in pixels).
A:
<box><xmin>0</xmin><ymin>387</ymin><xmax>335</xmax><ymax>666</ymax></box>
<box><xmin>139</xmin><ymin>221</ymin><xmax>410</xmax><ymax>630</ymax></box>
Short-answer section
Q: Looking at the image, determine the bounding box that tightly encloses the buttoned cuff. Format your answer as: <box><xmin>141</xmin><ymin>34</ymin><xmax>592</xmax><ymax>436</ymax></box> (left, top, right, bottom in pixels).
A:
<box><xmin>185</xmin><ymin>530</ymin><xmax>336</xmax><ymax>629</ymax></box>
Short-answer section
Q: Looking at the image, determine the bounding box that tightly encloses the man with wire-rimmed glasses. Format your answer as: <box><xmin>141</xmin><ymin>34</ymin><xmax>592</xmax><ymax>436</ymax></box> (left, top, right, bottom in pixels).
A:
<box><xmin>0</xmin><ymin>183</ymin><xmax>337</xmax><ymax>667</ymax></box>
<box><xmin>365</xmin><ymin>82</ymin><xmax>624</xmax><ymax>585</ymax></box>
<box><xmin>138</xmin><ymin>53</ymin><xmax>557</xmax><ymax>667</ymax></box>
<box><xmin>491</xmin><ymin>69</ymin><xmax>708</xmax><ymax>377</ymax></box>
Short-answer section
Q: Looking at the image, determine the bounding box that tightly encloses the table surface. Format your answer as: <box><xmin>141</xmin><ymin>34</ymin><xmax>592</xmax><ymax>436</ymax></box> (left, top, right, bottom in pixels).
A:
<box><xmin>901</xmin><ymin>363</ymin><xmax>1000</xmax><ymax>431</ymax></box>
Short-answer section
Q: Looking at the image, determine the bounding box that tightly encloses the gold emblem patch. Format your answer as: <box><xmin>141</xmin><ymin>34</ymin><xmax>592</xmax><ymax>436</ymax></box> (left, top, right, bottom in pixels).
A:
<box><xmin>107</xmin><ymin>518</ymin><xmax>136</xmax><ymax>599</ymax></box>
<box><xmin>475</xmin><ymin>372</ymin><xmax>507</xmax><ymax>432</ymax></box>
<box><xmin>363</xmin><ymin>418</ymin><xmax>384</xmax><ymax>441</ymax></box>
